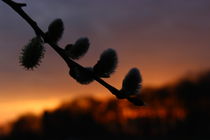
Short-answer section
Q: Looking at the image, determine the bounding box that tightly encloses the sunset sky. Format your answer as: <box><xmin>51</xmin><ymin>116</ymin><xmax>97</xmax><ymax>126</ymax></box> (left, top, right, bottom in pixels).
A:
<box><xmin>0</xmin><ymin>0</ymin><xmax>210</xmax><ymax>125</ymax></box>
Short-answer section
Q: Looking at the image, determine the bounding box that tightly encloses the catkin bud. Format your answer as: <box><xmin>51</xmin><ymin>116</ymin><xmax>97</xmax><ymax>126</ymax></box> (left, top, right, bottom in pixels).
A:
<box><xmin>121</xmin><ymin>68</ymin><xmax>142</xmax><ymax>95</ymax></box>
<box><xmin>69</xmin><ymin>66</ymin><xmax>94</xmax><ymax>84</ymax></box>
<box><xmin>65</xmin><ymin>37</ymin><xmax>89</xmax><ymax>60</ymax></box>
<box><xmin>93</xmin><ymin>48</ymin><xmax>118</xmax><ymax>78</ymax></box>
<box><xmin>45</xmin><ymin>19</ymin><xmax>64</xmax><ymax>43</ymax></box>
<box><xmin>19</xmin><ymin>37</ymin><xmax>45</xmax><ymax>70</ymax></box>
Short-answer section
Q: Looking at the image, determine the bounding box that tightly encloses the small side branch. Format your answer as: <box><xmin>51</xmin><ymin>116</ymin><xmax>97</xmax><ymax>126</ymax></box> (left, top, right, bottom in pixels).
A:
<box><xmin>2</xmin><ymin>0</ymin><xmax>26</xmax><ymax>7</ymax></box>
<box><xmin>2</xmin><ymin>0</ymin><xmax>43</xmax><ymax>36</ymax></box>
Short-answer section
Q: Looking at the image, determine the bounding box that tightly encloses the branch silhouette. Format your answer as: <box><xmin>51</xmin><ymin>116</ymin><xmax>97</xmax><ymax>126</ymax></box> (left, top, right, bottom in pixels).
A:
<box><xmin>2</xmin><ymin>0</ymin><xmax>144</xmax><ymax>106</ymax></box>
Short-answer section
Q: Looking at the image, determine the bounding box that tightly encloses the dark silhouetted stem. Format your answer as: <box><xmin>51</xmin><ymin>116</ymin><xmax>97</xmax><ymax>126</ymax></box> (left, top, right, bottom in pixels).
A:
<box><xmin>2</xmin><ymin>0</ymin><xmax>123</xmax><ymax>99</ymax></box>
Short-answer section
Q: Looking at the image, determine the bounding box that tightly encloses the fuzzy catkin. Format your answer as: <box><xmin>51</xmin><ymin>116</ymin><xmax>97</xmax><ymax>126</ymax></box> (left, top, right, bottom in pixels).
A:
<box><xmin>19</xmin><ymin>37</ymin><xmax>45</xmax><ymax>70</ymax></box>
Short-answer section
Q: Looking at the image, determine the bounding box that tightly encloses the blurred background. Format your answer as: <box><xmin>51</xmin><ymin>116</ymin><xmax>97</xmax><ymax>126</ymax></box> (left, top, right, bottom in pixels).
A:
<box><xmin>0</xmin><ymin>0</ymin><xmax>210</xmax><ymax>139</ymax></box>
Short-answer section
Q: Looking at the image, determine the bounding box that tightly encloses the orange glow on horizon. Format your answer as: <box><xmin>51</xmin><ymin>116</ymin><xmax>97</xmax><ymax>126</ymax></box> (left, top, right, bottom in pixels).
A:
<box><xmin>0</xmin><ymin>69</ymin><xmax>188</xmax><ymax>127</ymax></box>
<box><xmin>0</xmin><ymin>98</ymin><xmax>62</xmax><ymax>126</ymax></box>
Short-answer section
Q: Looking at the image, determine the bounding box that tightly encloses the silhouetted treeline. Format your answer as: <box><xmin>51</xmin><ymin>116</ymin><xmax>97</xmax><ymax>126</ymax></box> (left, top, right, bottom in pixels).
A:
<box><xmin>1</xmin><ymin>71</ymin><xmax>210</xmax><ymax>140</ymax></box>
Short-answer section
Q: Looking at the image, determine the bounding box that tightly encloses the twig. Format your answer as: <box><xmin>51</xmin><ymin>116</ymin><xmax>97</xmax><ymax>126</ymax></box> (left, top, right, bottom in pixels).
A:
<box><xmin>2</xmin><ymin>0</ymin><xmax>125</xmax><ymax>99</ymax></box>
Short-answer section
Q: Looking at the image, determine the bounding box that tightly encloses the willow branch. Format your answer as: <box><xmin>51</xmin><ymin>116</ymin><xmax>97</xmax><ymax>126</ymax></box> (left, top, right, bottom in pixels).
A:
<box><xmin>2</xmin><ymin>0</ymin><xmax>125</xmax><ymax>99</ymax></box>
